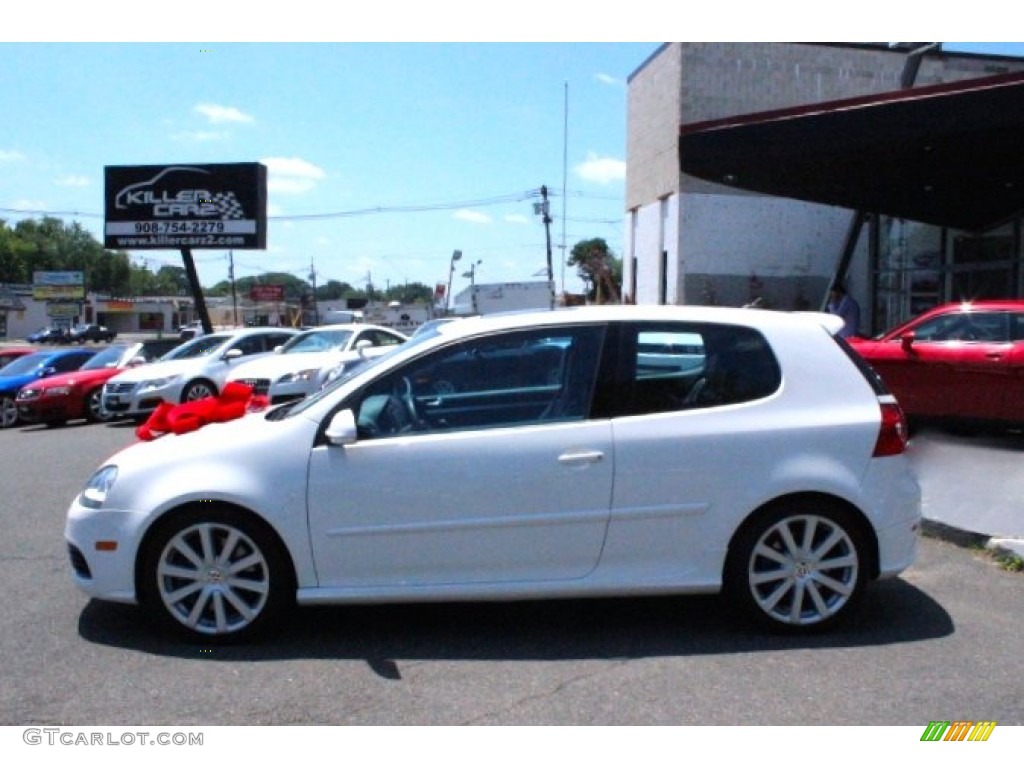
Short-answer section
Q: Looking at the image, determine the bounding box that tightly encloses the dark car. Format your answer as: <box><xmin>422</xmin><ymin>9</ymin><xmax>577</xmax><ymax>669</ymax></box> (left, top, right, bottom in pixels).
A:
<box><xmin>68</xmin><ymin>324</ymin><xmax>117</xmax><ymax>343</ymax></box>
<box><xmin>27</xmin><ymin>326</ymin><xmax>70</xmax><ymax>344</ymax></box>
<box><xmin>848</xmin><ymin>300</ymin><xmax>1024</xmax><ymax>429</ymax></box>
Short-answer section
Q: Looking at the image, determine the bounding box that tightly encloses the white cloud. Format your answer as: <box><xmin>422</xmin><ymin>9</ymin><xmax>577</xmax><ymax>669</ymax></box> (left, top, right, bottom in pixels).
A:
<box><xmin>194</xmin><ymin>103</ymin><xmax>255</xmax><ymax>124</ymax></box>
<box><xmin>504</xmin><ymin>213</ymin><xmax>530</xmax><ymax>225</ymax></box>
<box><xmin>0</xmin><ymin>150</ymin><xmax>26</xmax><ymax>163</ymax></box>
<box><xmin>12</xmin><ymin>198</ymin><xmax>47</xmax><ymax>211</ymax></box>
<box><xmin>55</xmin><ymin>175</ymin><xmax>89</xmax><ymax>187</ymax></box>
<box><xmin>594</xmin><ymin>72</ymin><xmax>621</xmax><ymax>87</ymax></box>
<box><xmin>262</xmin><ymin>156</ymin><xmax>327</xmax><ymax>195</ymax></box>
<box><xmin>575</xmin><ymin>152</ymin><xmax>626</xmax><ymax>184</ymax></box>
<box><xmin>454</xmin><ymin>209</ymin><xmax>492</xmax><ymax>224</ymax></box>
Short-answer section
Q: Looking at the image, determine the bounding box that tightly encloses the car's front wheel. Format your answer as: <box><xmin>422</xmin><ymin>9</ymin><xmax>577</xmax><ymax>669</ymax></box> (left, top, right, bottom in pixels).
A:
<box><xmin>725</xmin><ymin>499</ymin><xmax>868</xmax><ymax>632</ymax></box>
<box><xmin>139</xmin><ymin>508</ymin><xmax>293</xmax><ymax>643</ymax></box>
<box><xmin>181</xmin><ymin>379</ymin><xmax>217</xmax><ymax>402</ymax></box>
<box><xmin>0</xmin><ymin>396</ymin><xmax>19</xmax><ymax>429</ymax></box>
<box><xmin>84</xmin><ymin>387</ymin><xmax>109</xmax><ymax>423</ymax></box>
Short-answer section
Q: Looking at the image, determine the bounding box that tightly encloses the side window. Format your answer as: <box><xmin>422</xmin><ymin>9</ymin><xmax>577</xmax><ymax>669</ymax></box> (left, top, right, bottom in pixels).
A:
<box><xmin>231</xmin><ymin>336</ymin><xmax>267</xmax><ymax>356</ymax></box>
<box><xmin>620</xmin><ymin>323</ymin><xmax>780</xmax><ymax>416</ymax></box>
<box><xmin>1012</xmin><ymin>313</ymin><xmax>1024</xmax><ymax>341</ymax></box>
<box><xmin>54</xmin><ymin>354</ymin><xmax>88</xmax><ymax>373</ymax></box>
<box><xmin>266</xmin><ymin>333</ymin><xmax>295</xmax><ymax>350</ymax></box>
<box><xmin>351</xmin><ymin>326</ymin><xmax>605</xmax><ymax>439</ymax></box>
<box><xmin>912</xmin><ymin>312</ymin><xmax>1007</xmax><ymax>342</ymax></box>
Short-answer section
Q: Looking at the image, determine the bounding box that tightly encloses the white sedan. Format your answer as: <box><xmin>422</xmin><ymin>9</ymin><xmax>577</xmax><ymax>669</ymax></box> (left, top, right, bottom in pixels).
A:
<box><xmin>101</xmin><ymin>327</ymin><xmax>298</xmax><ymax>419</ymax></box>
<box><xmin>227</xmin><ymin>324</ymin><xmax>407</xmax><ymax>404</ymax></box>
<box><xmin>66</xmin><ymin>305</ymin><xmax>921</xmax><ymax>642</ymax></box>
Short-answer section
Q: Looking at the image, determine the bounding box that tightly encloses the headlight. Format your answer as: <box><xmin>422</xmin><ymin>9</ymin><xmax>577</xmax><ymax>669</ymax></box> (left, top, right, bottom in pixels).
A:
<box><xmin>140</xmin><ymin>375</ymin><xmax>181</xmax><ymax>391</ymax></box>
<box><xmin>79</xmin><ymin>465</ymin><xmax>118</xmax><ymax>509</ymax></box>
<box><xmin>277</xmin><ymin>368</ymin><xmax>319</xmax><ymax>385</ymax></box>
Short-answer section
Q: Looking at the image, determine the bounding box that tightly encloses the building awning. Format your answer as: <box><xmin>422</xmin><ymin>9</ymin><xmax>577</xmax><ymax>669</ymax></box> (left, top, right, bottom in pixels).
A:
<box><xmin>678</xmin><ymin>71</ymin><xmax>1024</xmax><ymax>232</ymax></box>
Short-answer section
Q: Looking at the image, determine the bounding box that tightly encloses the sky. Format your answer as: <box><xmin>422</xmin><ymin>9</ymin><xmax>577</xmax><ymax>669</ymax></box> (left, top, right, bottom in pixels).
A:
<box><xmin>2</xmin><ymin>5</ymin><xmax>1022</xmax><ymax>299</ymax></box>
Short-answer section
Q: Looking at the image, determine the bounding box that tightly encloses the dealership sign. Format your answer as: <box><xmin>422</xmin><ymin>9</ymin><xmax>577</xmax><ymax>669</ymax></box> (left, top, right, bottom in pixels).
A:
<box><xmin>250</xmin><ymin>284</ymin><xmax>285</xmax><ymax>302</ymax></box>
<box><xmin>104</xmin><ymin>163</ymin><xmax>267</xmax><ymax>250</ymax></box>
<box><xmin>33</xmin><ymin>270</ymin><xmax>85</xmax><ymax>300</ymax></box>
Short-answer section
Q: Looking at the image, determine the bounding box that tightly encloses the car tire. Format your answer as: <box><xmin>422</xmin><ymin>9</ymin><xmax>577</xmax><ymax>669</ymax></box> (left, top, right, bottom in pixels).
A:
<box><xmin>725</xmin><ymin>499</ymin><xmax>868</xmax><ymax>632</ymax></box>
<box><xmin>84</xmin><ymin>388</ymin><xmax>108</xmax><ymax>423</ymax></box>
<box><xmin>0</xmin><ymin>396</ymin><xmax>19</xmax><ymax>429</ymax></box>
<box><xmin>181</xmin><ymin>379</ymin><xmax>217</xmax><ymax>402</ymax></box>
<box><xmin>138</xmin><ymin>507</ymin><xmax>294</xmax><ymax>643</ymax></box>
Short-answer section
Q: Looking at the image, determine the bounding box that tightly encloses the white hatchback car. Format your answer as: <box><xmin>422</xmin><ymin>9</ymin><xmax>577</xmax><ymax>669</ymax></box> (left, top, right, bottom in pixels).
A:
<box><xmin>101</xmin><ymin>327</ymin><xmax>298</xmax><ymax>420</ymax></box>
<box><xmin>227</xmin><ymin>324</ymin><xmax>407</xmax><ymax>405</ymax></box>
<box><xmin>67</xmin><ymin>306</ymin><xmax>920</xmax><ymax>642</ymax></box>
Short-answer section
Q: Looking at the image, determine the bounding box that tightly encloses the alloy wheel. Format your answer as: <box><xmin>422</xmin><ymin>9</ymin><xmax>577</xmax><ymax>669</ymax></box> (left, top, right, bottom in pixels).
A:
<box><xmin>155</xmin><ymin>521</ymin><xmax>272</xmax><ymax>637</ymax></box>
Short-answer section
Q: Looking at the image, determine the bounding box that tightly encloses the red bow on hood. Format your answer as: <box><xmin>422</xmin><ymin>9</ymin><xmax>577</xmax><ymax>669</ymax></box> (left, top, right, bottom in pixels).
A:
<box><xmin>136</xmin><ymin>381</ymin><xmax>270</xmax><ymax>441</ymax></box>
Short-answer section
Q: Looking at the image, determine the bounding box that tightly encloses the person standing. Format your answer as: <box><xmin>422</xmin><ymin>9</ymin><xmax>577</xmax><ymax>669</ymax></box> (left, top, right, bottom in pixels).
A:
<box><xmin>828</xmin><ymin>282</ymin><xmax>861</xmax><ymax>338</ymax></box>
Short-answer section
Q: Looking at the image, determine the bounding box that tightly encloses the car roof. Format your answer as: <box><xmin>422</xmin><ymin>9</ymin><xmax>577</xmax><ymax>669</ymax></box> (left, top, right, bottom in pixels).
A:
<box><xmin>925</xmin><ymin>300</ymin><xmax>1024</xmax><ymax>313</ymax></box>
<box><xmin>431</xmin><ymin>305</ymin><xmax>840</xmax><ymax>339</ymax></box>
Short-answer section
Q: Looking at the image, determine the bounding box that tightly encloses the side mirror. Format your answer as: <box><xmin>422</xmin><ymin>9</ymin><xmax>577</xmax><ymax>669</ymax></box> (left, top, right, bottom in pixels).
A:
<box><xmin>223</xmin><ymin>348</ymin><xmax>244</xmax><ymax>361</ymax></box>
<box><xmin>39</xmin><ymin>366</ymin><xmax>56</xmax><ymax>378</ymax></box>
<box><xmin>127</xmin><ymin>355</ymin><xmax>147</xmax><ymax>368</ymax></box>
<box><xmin>900</xmin><ymin>331</ymin><xmax>916</xmax><ymax>351</ymax></box>
<box><xmin>274</xmin><ymin>345</ymin><xmax>284</xmax><ymax>354</ymax></box>
<box><xmin>325</xmin><ymin>409</ymin><xmax>358</xmax><ymax>446</ymax></box>
<box><xmin>355</xmin><ymin>339</ymin><xmax>373</xmax><ymax>356</ymax></box>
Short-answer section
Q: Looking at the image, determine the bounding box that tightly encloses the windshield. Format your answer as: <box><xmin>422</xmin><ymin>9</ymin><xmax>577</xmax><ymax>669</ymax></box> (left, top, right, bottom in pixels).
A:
<box><xmin>81</xmin><ymin>345</ymin><xmax>128</xmax><ymax>370</ymax></box>
<box><xmin>279</xmin><ymin>328</ymin><xmax>353</xmax><ymax>354</ymax></box>
<box><xmin>162</xmin><ymin>334</ymin><xmax>230</xmax><ymax>360</ymax></box>
<box><xmin>0</xmin><ymin>353</ymin><xmax>47</xmax><ymax>376</ymax></box>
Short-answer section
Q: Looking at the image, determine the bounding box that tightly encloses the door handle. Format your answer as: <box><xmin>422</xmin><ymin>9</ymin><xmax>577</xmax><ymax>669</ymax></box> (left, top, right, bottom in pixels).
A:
<box><xmin>558</xmin><ymin>450</ymin><xmax>604</xmax><ymax>465</ymax></box>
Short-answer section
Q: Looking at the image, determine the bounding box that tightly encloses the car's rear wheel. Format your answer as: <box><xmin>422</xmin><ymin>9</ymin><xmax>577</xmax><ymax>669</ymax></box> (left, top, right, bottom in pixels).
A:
<box><xmin>139</xmin><ymin>508</ymin><xmax>293</xmax><ymax>643</ymax></box>
<box><xmin>181</xmin><ymin>379</ymin><xmax>217</xmax><ymax>402</ymax></box>
<box><xmin>725</xmin><ymin>499</ymin><xmax>867</xmax><ymax>632</ymax></box>
<box><xmin>0</xmin><ymin>396</ymin><xmax>19</xmax><ymax>429</ymax></box>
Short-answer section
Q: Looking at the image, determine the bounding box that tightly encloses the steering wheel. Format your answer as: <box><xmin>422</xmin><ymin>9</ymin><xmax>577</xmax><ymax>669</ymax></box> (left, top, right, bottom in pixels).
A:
<box><xmin>397</xmin><ymin>376</ymin><xmax>419</xmax><ymax>424</ymax></box>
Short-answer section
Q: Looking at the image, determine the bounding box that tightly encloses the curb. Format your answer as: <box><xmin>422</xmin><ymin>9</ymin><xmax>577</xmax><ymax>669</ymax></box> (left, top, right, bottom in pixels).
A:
<box><xmin>922</xmin><ymin>519</ymin><xmax>1024</xmax><ymax>561</ymax></box>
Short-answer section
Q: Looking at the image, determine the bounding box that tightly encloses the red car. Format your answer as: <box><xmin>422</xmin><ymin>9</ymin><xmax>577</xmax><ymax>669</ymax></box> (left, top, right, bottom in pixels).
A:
<box><xmin>15</xmin><ymin>339</ymin><xmax>180</xmax><ymax>427</ymax></box>
<box><xmin>0</xmin><ymin>346</ymin><xmax>36</xmax><ymax>370</ymax></box>
<box><xmin>848</xmin><ymin>300</ymin><xmax>1024</xmax><ymax>427</ymax></box>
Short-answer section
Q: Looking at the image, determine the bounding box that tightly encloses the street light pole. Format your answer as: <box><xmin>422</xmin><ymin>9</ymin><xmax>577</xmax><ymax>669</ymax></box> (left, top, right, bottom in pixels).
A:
<box><xmin>446</xmin><ymin>250</ymin><xmax>462</xmax><ymax>315</ymax></box>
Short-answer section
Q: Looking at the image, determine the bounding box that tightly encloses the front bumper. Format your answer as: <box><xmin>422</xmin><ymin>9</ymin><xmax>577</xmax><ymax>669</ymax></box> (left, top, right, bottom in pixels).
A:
<box><xmin>65</xmin><ymin>499</ymin><xmax>149</xmax><ymax>604</ymax></box>
<box><xmin>16</xmin><ymin>395</ymin><xmax>75</xmax><ymax>423</ymax></box>
<box><xmin>103</xmin><ymin>382</ymin><xmax>177</xmax><ymax>418</ymax></box>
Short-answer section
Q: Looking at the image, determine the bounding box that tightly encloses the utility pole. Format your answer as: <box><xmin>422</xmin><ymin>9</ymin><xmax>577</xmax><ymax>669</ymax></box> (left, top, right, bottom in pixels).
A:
<box><xmin>539</xmin><ymin>185</ymin><xmax>555</xmax><ymax>310</ymax></box>
<box><xmin>308</xmin><ymin>258</ymin><xmax>319</xmax><ymax>326</ymax></box>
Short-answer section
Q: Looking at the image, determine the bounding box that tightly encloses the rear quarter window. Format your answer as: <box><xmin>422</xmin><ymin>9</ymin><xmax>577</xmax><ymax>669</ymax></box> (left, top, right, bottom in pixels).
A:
<box><xmin>619</xmin><ymin>323</ymin><xmax>781</xmax><ymax>416</ymax></box>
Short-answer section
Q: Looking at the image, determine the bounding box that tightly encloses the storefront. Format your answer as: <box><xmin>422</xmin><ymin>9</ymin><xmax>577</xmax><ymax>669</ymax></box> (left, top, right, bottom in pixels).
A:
<box><xmin>676</xmin><ymin>68</ymin><xmax>1024</xmax><ymax>333</ymax></box>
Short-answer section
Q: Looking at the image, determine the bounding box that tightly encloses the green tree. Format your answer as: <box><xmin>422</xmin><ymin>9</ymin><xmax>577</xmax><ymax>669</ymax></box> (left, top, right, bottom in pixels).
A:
<box><xmin>568</xmin><ymin>238</ymin><xmax>622</xmax><ymax>303</ymax></box>
<box><xmin>315</xmin><ymin>279</ymin><xmax>354</xmax><ymax>301</ymax></box>
<box><xmin>384</xmin><ymin>281</ymin><xmax>433</xmax><ymax>304</ymax></box>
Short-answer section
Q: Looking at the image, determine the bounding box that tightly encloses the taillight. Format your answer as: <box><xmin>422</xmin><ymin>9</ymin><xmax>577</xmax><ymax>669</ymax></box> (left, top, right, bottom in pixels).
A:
<box><xmin>874</xmin><ymin>397</ymin><xmax>909</xmax><ymax>457</ymax></box>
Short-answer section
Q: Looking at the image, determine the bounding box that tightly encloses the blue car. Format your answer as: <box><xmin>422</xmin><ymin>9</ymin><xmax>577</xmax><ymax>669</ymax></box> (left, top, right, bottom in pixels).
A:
<box><xmin>0</xmin><ymin>348</ymin><xmax>96</xmax><ymax>428</ymax></box>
